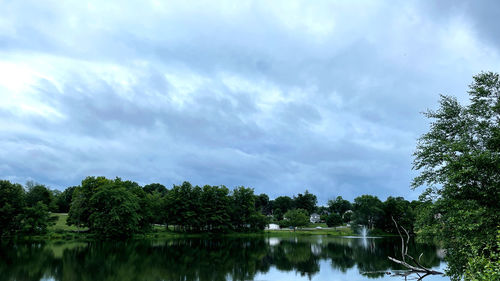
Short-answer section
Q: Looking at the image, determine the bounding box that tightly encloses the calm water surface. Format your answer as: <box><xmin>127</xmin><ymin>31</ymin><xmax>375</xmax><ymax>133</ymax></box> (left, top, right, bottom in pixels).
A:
<box><xmin>0</xmin><ymin>236</ymin><xmax>450</xmax><ymax>281</ymax></box>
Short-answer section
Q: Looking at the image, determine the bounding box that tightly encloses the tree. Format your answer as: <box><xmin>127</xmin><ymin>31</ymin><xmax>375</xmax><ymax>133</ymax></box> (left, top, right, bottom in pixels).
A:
<box><xmin>281</xmin><ymin>209</ymin><xmax>309</xmax><ymax>229</ymax></box>
<box><xmin>255</xmin><ymin>193</ymin><xmax>271</xmax><ymax>215</ymax></box>
<box><xmin>19</xmin><ymin>201</ymin><xmax>51</xmax><ymax>235</ymax></box>
<box><xmin>55</xmin><ymin>186</ymin><xmax>76</xmax><ymax>213</ymax></box>
<box><xmin>88</xmin><ymin>183</ymin><xmax>141</xmax><ymax>237</ymax></box>
<box><xmin>68</xmin><ymin>176</ymin><xmax>113</xmax><ymax>228</ymax></box>
<box><xmin>272</xmin><ymin>196</ymin><xmax>294</xmax><ymax>219</ymax></box>
<box><xmin>143</xmin><ymin>183</ymin><xmax>167</xmax><ymax>196</ymax></box>
<box><xmin>412</xmin><ymin>72</ymin><xmax>500</xmax><ymax>279</ymax></box>
<box><xmin>294</xmin><ymin>190</ymin><xmax>317</xmax><ymax>215</ymax></box>
<box><xmin>25</xmin><ymin>181</ymin><xmax>56</xmax><ymax>211</ymax></box>
<box><xmin>376</xmin><ymin>197</ymin><xmax>415</xmax><ymax>234</ymax></box>
<box><xmin>230</xmin><ymin>186</ymin><xmax>257</xmax><ymax>231</ymax></box>
<box><xmin>327</xmin><ymin>196</ymin><xmax>352</xmax><ymax>215</ymax></box>
<box><xmin>0</xmin><ymin>180</ymin><xmax>25</xmax><ymax>236</ymax></box>
<box><xmin>326</xmin><ymin>213</ymin><xmax>342</xmax><ymax>227</ymax></box>
<box><xmin>352</xmin><ymin>195</ymin><xmax>383</xmax><ymax>229</ymax></box>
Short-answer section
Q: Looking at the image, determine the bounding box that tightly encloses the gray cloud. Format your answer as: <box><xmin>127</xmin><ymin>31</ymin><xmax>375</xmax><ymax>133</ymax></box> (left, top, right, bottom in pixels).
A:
<box><xmin>1</xmin><ymin>0</ymin><xmax>499</xmax><ymax>203</ymax></box>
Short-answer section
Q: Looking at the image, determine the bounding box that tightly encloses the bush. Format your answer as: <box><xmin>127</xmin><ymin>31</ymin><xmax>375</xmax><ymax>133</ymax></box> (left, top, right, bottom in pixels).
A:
<box><xmin>326</xmin><ymin>213</ymin><xmax>342</xmax><ymax>227</ymax></box>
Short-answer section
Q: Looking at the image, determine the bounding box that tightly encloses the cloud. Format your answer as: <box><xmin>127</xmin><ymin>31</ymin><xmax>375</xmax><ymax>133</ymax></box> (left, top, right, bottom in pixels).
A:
<box><xmin>1</xmin><ymin>0</ymin><xmax>499</xmax><ymax>203</ymax></box>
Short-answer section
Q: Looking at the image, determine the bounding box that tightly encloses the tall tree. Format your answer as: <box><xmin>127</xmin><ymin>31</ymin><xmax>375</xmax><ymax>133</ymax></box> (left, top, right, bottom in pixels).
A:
<box><xmin>294</xmin><ymin>190</ymin><xmax>317</xmax><ymax>215</ymax></box>
<box><xmin>412</xmin><ymin>72</ymin><xmax>500</xmax><ymax>279</ymax></box>
<box><xmin>0</xmin><ymin>180</ymin><xmax>25</xmax><ymax>236</ymax></box>
<box><xmin>352</xmin><ymin>195</ymin><xmax>383</xmax><ymax>229</ymax></box>
<box><xmin>327</xmin><ymin>196</ymin><xmax>352</xmax><ymax>215</ymax></box>
<box><xmin>272</xmin><ymin>196</ymin><xmax>294</xmax><ymax>220</ymax></box>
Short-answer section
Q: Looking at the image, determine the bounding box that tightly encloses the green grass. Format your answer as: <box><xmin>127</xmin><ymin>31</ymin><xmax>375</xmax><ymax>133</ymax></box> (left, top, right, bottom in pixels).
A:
<box><xmin>305</xmin><ymin>222</ymin><xmax>328</xmax><ymax>228</ymax></box>
<box><xmin>49</xmin><ymin>213</ymin><xmax>88</xmax><ymax>233</ymax></box>
<box><xmin>265</xmin><ymin>227</ymin><xmax>354</xmax><ymax>236</ymax></box>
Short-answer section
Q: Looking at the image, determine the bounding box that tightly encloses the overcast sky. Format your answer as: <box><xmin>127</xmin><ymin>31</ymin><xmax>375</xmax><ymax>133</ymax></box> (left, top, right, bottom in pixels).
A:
<box><xmin>1</xmin><ymin>0</ymin><xmax>499</xmax><ymax>203</ymax></box>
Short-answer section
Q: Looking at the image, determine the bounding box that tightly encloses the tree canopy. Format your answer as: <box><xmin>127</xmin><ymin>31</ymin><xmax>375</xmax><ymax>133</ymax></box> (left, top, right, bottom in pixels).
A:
<box><xmin>412</xmin><ymin>72</ymin><xmax>500</xmax><ymax>279</ymax></box>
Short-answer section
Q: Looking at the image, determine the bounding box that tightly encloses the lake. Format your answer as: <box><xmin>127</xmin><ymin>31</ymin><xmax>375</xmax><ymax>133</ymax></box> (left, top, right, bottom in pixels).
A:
<box><xmin>0</xmin><ymin>235</ymin><xmax>450</xmax><ymax>281</ymax></box>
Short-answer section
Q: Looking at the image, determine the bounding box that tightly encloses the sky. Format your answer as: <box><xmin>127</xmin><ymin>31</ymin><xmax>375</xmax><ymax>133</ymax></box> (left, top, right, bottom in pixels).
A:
<box><xmin>1</xmin><ymin>0</ymin><xmax>499</xmax><ymax>204</ymax></box>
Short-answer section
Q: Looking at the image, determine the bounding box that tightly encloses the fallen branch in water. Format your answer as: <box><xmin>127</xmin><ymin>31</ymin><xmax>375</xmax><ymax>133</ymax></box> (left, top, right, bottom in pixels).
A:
<box><xmin>387</xmin><ymin>216</ymin><xmax>443</xmax><ymax>277</ymax></box>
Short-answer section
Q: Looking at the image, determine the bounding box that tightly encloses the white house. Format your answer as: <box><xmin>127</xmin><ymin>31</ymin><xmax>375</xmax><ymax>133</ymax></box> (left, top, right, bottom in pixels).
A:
<box><xmin>266</xmin><ymin>223</ymin><xmax>280</xmax><ymax>230</ymax></box>
<box><xmin>310</xmin><ymin>213</ymin><xmax>321</xmax><ymax>223</ymax></box>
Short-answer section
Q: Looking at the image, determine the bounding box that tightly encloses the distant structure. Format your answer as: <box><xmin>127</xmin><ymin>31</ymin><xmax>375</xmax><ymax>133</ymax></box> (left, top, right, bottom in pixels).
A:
<box><xmin>309</xmin><ymin>213</ymin><xmax>320</xmax><ymax>223</ymax></box>
<box><xmin>266</xmin><ymin>223</ymin><xmax>280</xmax><ymax>230</ymax></box>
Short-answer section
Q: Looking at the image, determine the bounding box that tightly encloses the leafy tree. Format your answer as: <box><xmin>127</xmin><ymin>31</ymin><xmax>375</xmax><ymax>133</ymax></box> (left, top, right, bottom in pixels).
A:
<box><xmin>19</xmin><ymin>201</ymin><xmax>51</xmax><ymax>235</ymax></box>
<box><xmin>255</xmin><ymin>193</ymin><xmax>271</xmax><ymax>215</ymax></box>
<box><xmin>54</xmin><ymin>186</ymin><xmax>76</xmax><ymax>213</ymax></box>
<box><xmin>0</xmin><ymin>180</ymin><xmax>25</xmax><ymax>236</ymax></box>
<box><xmin>412</xmin><ymin>72</ymin><xmax>500</xmax><ymax>279</ymax></box>
<box><xmin>327</xmin><ymin>196</ymin><xmax>352</xmax><ymax>215</ymax></box>
<box><xmin>272</xmin><ymin>196</ymin><xmax>294</xmax><ymax>219</ymax></box>
<box><xmin>294</xmin><ymin>190</ymin><xmax>317</xmax><ymax>215</ymax></box>
<box><xmin>68</xmin><ymin>176</ymin><xmax>113</xmax><ymax>228</ymax></box>
<box><xmin>352</xmin><ymin>195</ymin><xmax>383</xmax><ymax>229</ymax></box>
<box><xmin>88</xmin><ymin>183</ymin><xmax>141</xmax><ymax>237</ymax></box>
<box><xmin>230</xmin><ymin>186</ymin><xmax>257</xmax><ymax>231</ymax></box>
<box><xmin>200</xmin><ymin>185</ymin><xmax>231</xmax><ymax>232</ymax></box>
<box><xmin>326</xmin><ymin>213</ymin><xmax>342</xmax><ymax>227</ymax></box>
<box><xmin>25</xmin><ymin>181</ymin><xmax>56</xmax><ymax>211</ymax></box>
<box><xmin>143</xmin><ymin>183</ymin><xmax>167</xmax><ymax>196</ymax></box>
<box><xmin>281</xmin><ymin>209</ymin><xmax>309</xmax><ymax>229</ymax></box>
<box><xmin>376</xmin><ymin>196</ymin><xmax>415</xmax><ymax>234</ymax></box>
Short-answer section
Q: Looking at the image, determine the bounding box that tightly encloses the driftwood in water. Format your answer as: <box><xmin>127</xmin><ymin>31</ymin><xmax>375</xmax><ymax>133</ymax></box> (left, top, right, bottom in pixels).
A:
<box><xmin>387</xmin><ymin>216</ymin><xmax>443</xmax><ymax>277</ymax></box>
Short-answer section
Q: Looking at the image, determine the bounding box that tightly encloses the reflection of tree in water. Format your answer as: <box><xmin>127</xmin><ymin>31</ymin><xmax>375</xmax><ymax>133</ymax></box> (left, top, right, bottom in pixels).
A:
<box><xmin>0</xmin><ymin>237</ymin><xmax>443</xmax><ymax>281</ymax></box>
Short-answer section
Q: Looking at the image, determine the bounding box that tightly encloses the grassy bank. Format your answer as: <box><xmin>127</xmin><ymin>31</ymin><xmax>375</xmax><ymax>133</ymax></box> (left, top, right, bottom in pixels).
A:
<box><xmin>8</xmin><ymin>213</ymin><xmax>362</xmax><ymax>241</ymax></box>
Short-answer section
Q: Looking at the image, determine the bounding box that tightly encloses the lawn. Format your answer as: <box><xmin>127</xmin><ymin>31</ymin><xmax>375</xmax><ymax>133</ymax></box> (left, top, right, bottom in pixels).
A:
<box><xmin>49</xmin><ymin>213</ymin><xmax>88</xmax><ymax>232</ymax></box>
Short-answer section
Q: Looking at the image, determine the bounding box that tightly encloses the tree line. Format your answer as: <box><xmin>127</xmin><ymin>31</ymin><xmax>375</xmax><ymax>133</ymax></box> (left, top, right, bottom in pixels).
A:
<box><xmin>1</xmin><ymin>175</ymin><xmax>424</xmax><ymax>237</ymax></box>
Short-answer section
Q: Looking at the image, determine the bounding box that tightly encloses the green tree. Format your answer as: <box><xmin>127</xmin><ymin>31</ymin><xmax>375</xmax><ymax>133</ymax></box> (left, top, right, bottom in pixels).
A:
<box><xmin>54</xmin><ymin>186</ymin><xmax>76</xmax><ymax>213</ymax></box>
<box><xmin>376</xmin><ymin>196</ymin><xmax>415</xmax><ymax>234</ymax></box>
<box><xmin>412</xmin><ymin>72</ymin><xmax>500</xmax><ymax>279</ymax></box>
<box><xmin>88</xmin><ymin>183</ymin><xmax>141</xmax><ymax>237</ymax></box>
<box><xmin>230</xmin><ymin>186</ymin><xmax>257</xmax><ymax>231</ymax></box>
<box><xmin>272</xmin><ymin>196</ymin><xmax>294</xmax><ymax>220</ymax></box>
<box><xmin>143</xmin><ymin>183</ymin><xmax>167</xmax><ymax>196</ymax></box>
<box><xmin>67</xmin><ymin>176</ymin><xmax>113</xmax><ymax>228</ymax></box>
<box><xmin>200</xmin><ymin>185</ymin><xmax>231</xmax><ymax>232</ymax></box>
<box><xmin>281</xmin><ymin>209</ymin><xmax>309</xmax><ymax>229</ymax></box>
<box><xmin>352</xmin><ymin>195</ymin><xmax>383</xmax><ymax>229</ymax></box>
<box><xmin>19</xmin><ymin>201</ymin><xmax>51</xmax><ymax>235</ymax></box>
<box><xmin>25</xmin><ymin>181</ymin><xmax>56</xmax><ymax>211</ymax></box>
<box><xmin>326</xmin><ymin>213</ymin><xmax>342</xmax><ymax>227</ymax></box>
<box><xmin>294</xmin><ymin>190</ymin><xmax>317</xmax><ymax>215</ymax></box>
<box><xmin>0</xmin><ymin>180</ymin><xmax>25</xmax><ymax>236</ymax></box>
<box><xmin>327</xmin><ymin>196</ymin><xmax>352</xmax><ymax>215</ymax></box>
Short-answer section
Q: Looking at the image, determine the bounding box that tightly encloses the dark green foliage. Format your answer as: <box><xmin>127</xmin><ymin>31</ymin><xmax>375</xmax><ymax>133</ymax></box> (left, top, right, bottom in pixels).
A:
<box><xmin>199</xmin><ymin>185</ymin><xmax>231</xmax><ymax>232</ymax></box>
<box><xmin>143</xmin><ymin>183</ymin><xmax>167</xmax><ymax>195</ymax></box>
<box><xmin>67</xmin><ymin>176</ymin><xmax>113</xmax><ymax>228</ymax></box>
<box><xmin>88</xmin><ymin>184</ymin><xmax>141</xmax><ymax>237</ymax></box>
<box><xmin>54</xmin><ymin>186</ymin><xmax>76</xmax><ymax>213</ymax></box>
<box><xmin>19</xmin><ymin>201</ymin><xmax>52</xmax><ymax>235</ymax></box>
<box><xmin>352</xmin><ymin>195</ymin><xmax>383</xmax><ymax>229</ymax></box>
<box><xmin>255</xmin><ymin>193</ymin><xmax>271</xmax><ymax>215</ymax></box>
<box><xmin>326</xmin><ymin>213</ymin><xmax>342</xmax><ymax>227</ymax></box>
<box><xmin>0</xmin><ymin>180</ymin><xmax>25</xmax><ymax>236</ymax></box>
<box><xmin>376</xmin><ymin>197</ymin><xmax>415</xmax><ymax>234</ymax></box>
<box><xmin>293</xmin><ymin>190</ymin><xmax>317</xmax><ymax>215</ymax></box>
<box><xmin>281</xmin><ymin>209</ymin><xmax>309</xmax><ymax>229</ymax></box>
<box><xmin>67</xmin><ymin>177</ymin><xmax>148</xmax><ymax>237</ymax></box>
<box><xmin>25</xmin><ymin>181</ymin><xmax>56</xmax><ymax>211</ymax></box>
<box><xmin>412</xmin><ymin>72</ymin><xmax>500</xmax><ymax>279</ymax></box>
<box><xmin>327</xmin><ymin>196</ymin><xmax>352</xmax><ymax>215</ymax></box>
<box><xmin>272</xmin><ymin>196</ymin><xmax>294</xmax><ymax>220</ymax></box>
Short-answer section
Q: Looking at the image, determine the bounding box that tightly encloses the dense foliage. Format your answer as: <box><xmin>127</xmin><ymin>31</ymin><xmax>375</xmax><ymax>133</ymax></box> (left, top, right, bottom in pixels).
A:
<box><xmin>2</xmin><ymin>175</ymin><xmax>423</xmax><ymax>237</ymax></box>
<box><xmin>412</xmin><ymin>72</ymin><xmax>500</xmax><ymax>279</ymax></box>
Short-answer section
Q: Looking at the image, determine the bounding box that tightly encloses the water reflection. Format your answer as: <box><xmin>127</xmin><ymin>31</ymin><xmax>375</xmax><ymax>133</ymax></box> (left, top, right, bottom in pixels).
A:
<box><xmin>0</xmin><ymin>236</ymin><xmax>446</xmax><ymax>281</ymax></box>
